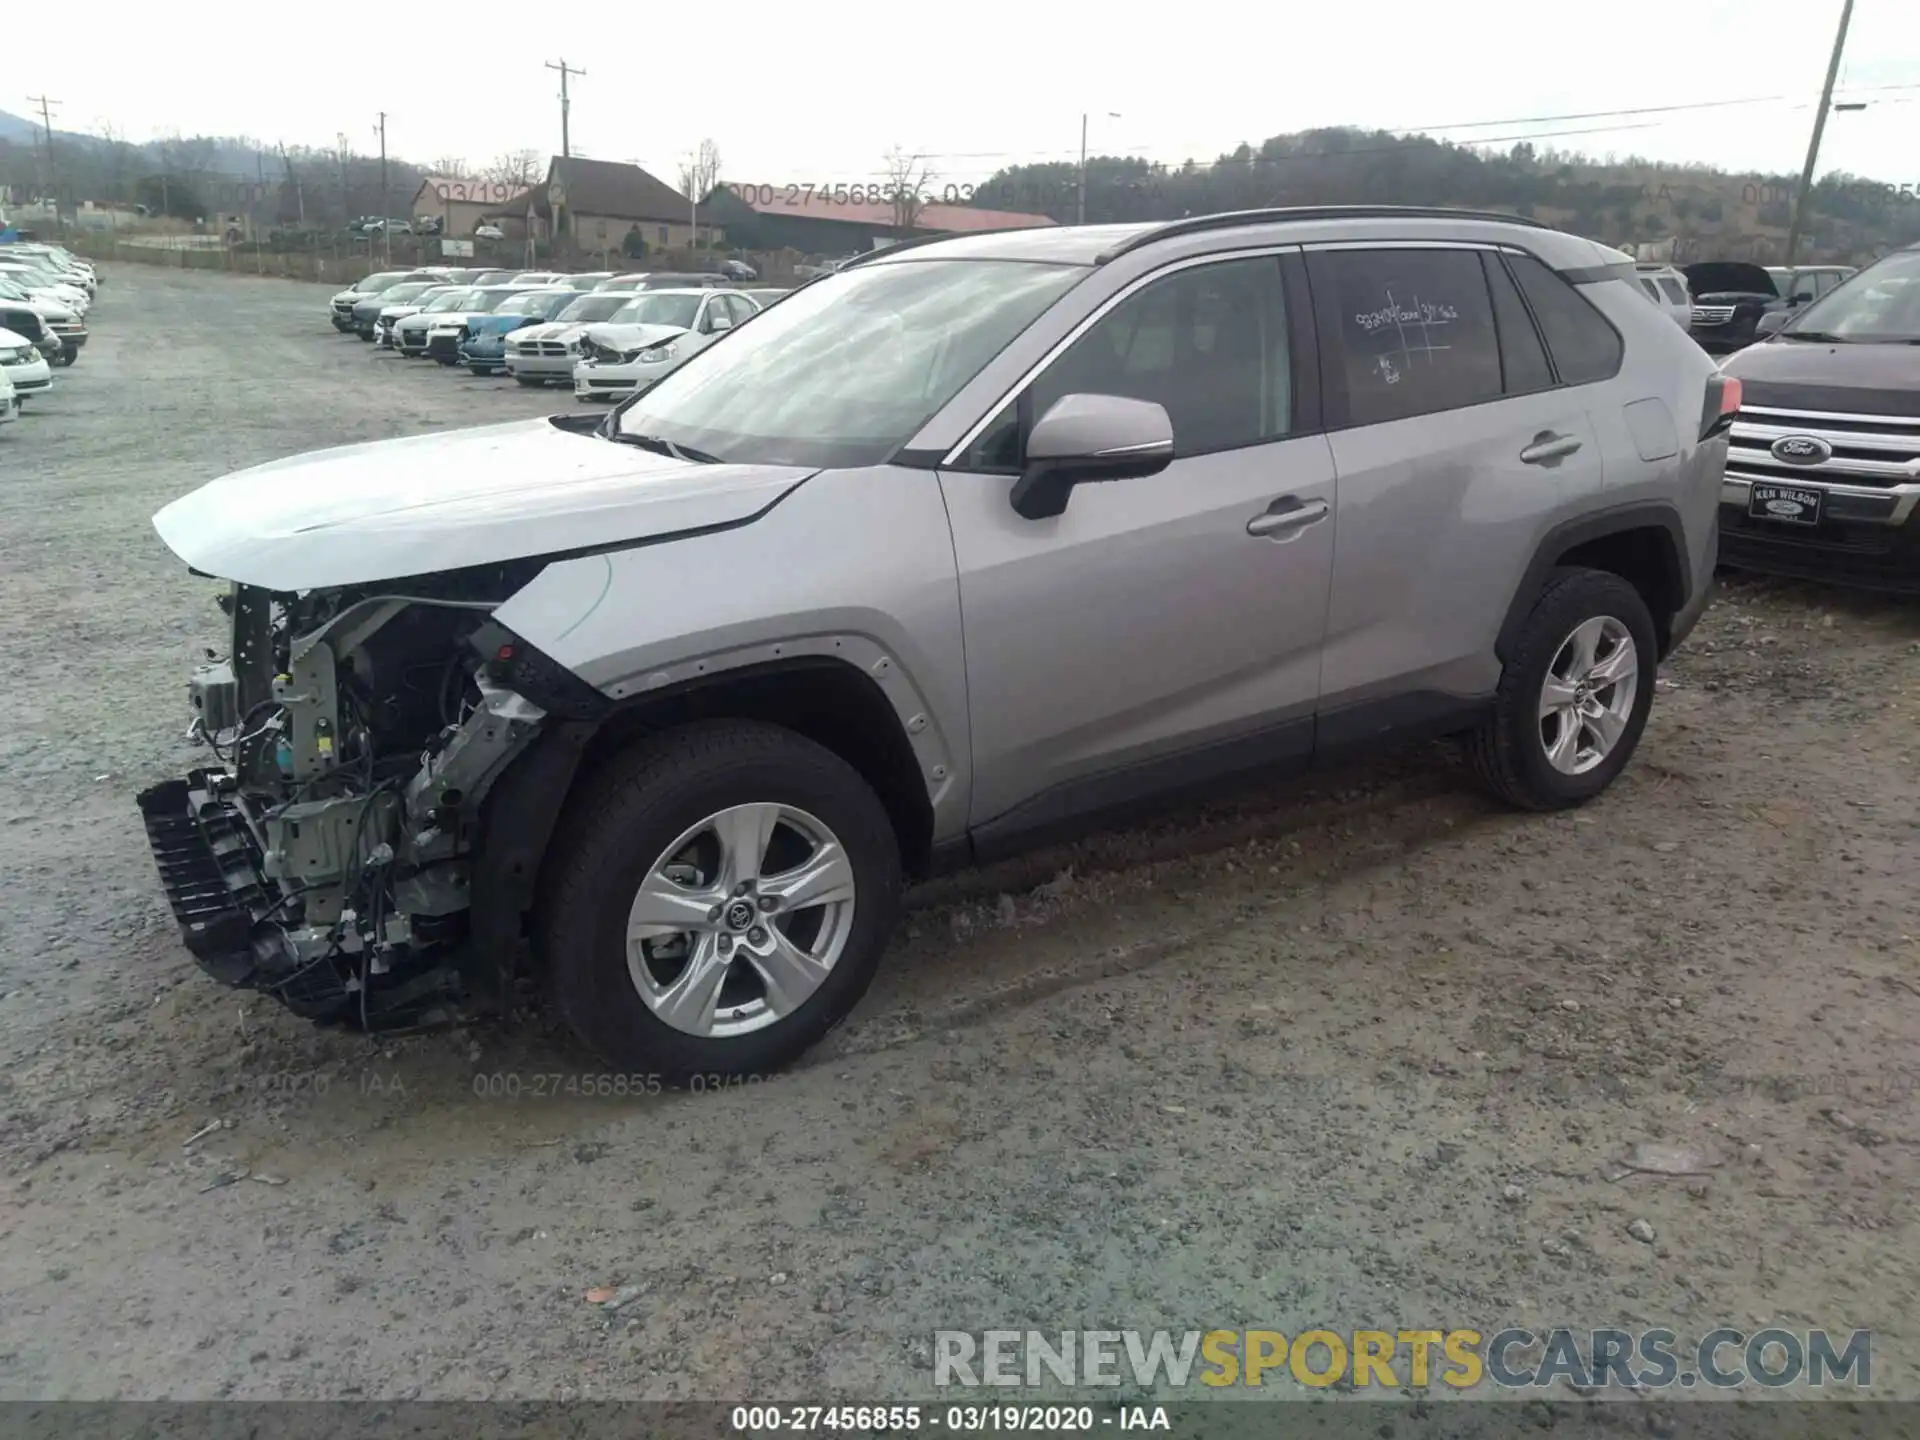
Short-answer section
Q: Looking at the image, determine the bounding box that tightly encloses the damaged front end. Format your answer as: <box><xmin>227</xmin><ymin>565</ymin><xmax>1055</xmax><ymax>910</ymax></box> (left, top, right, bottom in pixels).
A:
<box><xmin>136</xmin><ymin>561</ymin><xmax>605</xmax><ymax>1026</ymax></box>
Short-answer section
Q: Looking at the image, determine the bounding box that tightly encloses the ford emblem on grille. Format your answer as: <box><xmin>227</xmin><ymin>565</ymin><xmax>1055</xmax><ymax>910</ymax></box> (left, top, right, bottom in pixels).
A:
<box><xmin>1770</xmin><ymin>434</ymin><xmax>1832</xmax><ymax>465</ymax></box>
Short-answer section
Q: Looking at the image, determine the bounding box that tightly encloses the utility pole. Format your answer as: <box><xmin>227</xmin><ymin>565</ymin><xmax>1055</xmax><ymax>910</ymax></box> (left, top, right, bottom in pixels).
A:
<box><xmin>1077</xmin><ymin>111</ymin><xmax>1119</xmax><ymax>226</ymax></box>
<box><xmin>545</xmin><ymin>60</ymin><xmax>585</xmax><ymax>158</ymax></box>
<box><xmin>1783</xmin><ymin>0</ymin><xmax>1854</xmax><ymax>267</ymax></box>
<box><xmin>375</xmin><ymin>112</ymin><xmax>390</xmax><ymax>265</ymax></box>
<box><xmin>27</xmin><ymin>95</ymin><xmax>62</xmax><ymax>236</ymax></box>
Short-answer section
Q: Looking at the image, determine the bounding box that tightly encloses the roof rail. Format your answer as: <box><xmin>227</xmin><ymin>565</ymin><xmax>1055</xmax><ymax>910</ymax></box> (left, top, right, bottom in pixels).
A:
<box><xmin>1094</xmin><ymin>205</ymin><xmax>1554</xmax><ymax>263</ymax></box>
<box><xmin>837</xmin><ymin>224</ymin><xmax>1060</xmax><ymax>271</ymax></box>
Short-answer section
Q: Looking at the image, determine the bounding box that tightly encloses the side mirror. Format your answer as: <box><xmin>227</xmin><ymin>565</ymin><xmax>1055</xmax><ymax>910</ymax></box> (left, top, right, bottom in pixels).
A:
<box><xmin>1755</xmin><ymin>310</ymin><xmax>1790</xmax><ymax>339</ymax></box>
<box><xmin>1008</xmin><ymin>394</ymin><xmax>1175</xmax><ymax>521</ymax></box>
<box><xmin>709</xmin><ymin>313</ymin><xmax>733</xmax><ymax>332</ymax></box>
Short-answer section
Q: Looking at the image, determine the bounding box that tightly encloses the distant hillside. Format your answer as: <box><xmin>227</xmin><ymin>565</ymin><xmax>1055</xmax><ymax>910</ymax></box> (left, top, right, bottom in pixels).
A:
<box><xmin>975</xmin><ymin>127</ymin><xmax>1920</xmax><ymax>265</ymax></box>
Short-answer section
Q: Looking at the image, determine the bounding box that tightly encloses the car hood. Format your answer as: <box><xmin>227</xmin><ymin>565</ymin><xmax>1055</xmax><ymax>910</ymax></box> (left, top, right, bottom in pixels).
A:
<box><xmin>1721</xmin><ymin>338</ymin><xmax>1920</xmax><ymax>418</ymax></box>
<box><xmin>471</xmin><ymin>314</ymin><xmax>542</xmax><ymax>335</ymax></box>
<box><xmin>421</xmin><ymin>311</ymin><xmax>487</xmax><ymax>329</ymax></box>
<box><xmin>1683</xmin><ymin>262</ymin><xmax>1779</xmax><ymax>300</ymax></box>
<box><xmin>582</xmin><ymin>322</ymin><xmax>690</xmax><ymax>353</ymax></box>
<box><xmin>514</xmin><ymin>321</ymin><xmax>589</xmax><ymax>343</ymax></box>
<box><xmin>151</xmin><ymin>417</ymin><xmax>817</xmax><ymax>591</ymax></box>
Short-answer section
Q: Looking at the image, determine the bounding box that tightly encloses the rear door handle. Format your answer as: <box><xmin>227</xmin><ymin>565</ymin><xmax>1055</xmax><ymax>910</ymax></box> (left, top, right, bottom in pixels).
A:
<box><xmin>1246</xmin><ymin>496</ymin><xmax>1330</xmax><ymax>538</ymax></box>
<box><xmin>1520</xmin><ymin>431</ymin><xmax>1583</xmax><ymax>466</ymax></box>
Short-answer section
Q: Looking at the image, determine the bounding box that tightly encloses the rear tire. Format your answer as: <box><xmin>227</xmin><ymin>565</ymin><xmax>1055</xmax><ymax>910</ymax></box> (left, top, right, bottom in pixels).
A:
<box><xmin>540</xmin><ymin>721</ymin><xmax>902</xmax><ymax>1080</ymax></box>
<box><xmin>1468</xmin><ymin>567</ymin><xmax>1658</xmax><ymax>811</ymax></box>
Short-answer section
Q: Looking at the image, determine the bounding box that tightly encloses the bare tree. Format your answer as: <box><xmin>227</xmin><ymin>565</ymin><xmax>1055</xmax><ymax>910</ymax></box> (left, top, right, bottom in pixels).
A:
<box><xmin>884</xmin><ymin>147</ymin><xmax>936</xmax><ymax>232</ymax></box>
<box><xmin>486</xmin><ymin>149</ymin><xmax>546</xmax><ymax>189</ymax></box>
<box><xmin>431</xmin><ymin>155</ymin><xmax>471</xmax><ymax>179</ymax></box>
<box><xmin>677</xmin><ymin>138</ymin><xmax>722</xmax><ymax>204</ymax></box>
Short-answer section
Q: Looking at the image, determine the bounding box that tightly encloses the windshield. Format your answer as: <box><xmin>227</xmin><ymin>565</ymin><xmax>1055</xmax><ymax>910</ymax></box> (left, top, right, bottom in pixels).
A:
<box><xmin>614</xmin><ymin>259</ymin><xmax>1085</xmax><ymax>468</ymax></box>
<box><xmin>382</xmin><ymin>283</ymin><xmax>437</xmax><ymax>304</ymax></box>
<box><xmin>354</xmin><ymin>272</ymin><xmax>408</xmax><ymax>293</ymax></box>
<box><xmin>466</xmin><ymin>290</ymin><xmax>516</xmax><ymax>314</ymax></box>
<box><xmin>423</xmin><ymin>289</ymin><xmax>476</xmax><ymax>312</ymax></box>
<box><xmin>556</xmin><ymin>294</ymin><xmax>633</xmax><ymax>323</ymax></box>
<box><xmin>472</xmin><ymin>271</ymin><xmax>513</xmax><ymax>284</ymax></box>
<box><xmin>1784</xmin><ymin>251</ymin><xmax>1920</xmax><ymax>341</ymax></box>
<box><xmin>496</xmin><ymin>291</ymin><xmax>563</xmax><ymax>316</ymax></box>
<box><xmin>610</xmin><ymin>293</ymin><xmax>703</xmax><ymax>329</ymax></box>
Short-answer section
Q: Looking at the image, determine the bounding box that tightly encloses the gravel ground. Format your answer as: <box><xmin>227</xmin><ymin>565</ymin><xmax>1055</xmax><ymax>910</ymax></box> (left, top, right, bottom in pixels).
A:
<box><xmin>0</xmin><ymin>264</ymin><xmax>1916</xmax><ymax>1404</ymax></box>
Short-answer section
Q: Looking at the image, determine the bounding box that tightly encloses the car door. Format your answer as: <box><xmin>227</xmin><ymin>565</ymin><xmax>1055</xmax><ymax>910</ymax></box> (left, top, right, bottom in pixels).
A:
<box><xmin>1305</xmin><ymin>244</ymin><xmax>1608</xmax><ymax>734</ymax></box>
<box><xmin>935</xmin><ymin>252</ymin><xmax>1338</xmax><ymax>843</ymax></box>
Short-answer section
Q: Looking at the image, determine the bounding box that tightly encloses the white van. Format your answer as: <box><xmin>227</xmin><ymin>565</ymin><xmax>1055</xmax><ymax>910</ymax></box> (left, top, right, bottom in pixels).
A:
<box><xmin>1634</xmin><ymin>264</ymin><xmax>1693</xmax><ymax>332</ymax></box>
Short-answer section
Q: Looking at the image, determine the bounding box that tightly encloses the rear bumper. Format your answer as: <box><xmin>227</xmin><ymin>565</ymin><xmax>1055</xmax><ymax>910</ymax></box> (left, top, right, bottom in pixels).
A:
<box><xmin>1668</xmin><ymin>521</ymin><xmax>1718</xmax><ymax>653</ymax></box>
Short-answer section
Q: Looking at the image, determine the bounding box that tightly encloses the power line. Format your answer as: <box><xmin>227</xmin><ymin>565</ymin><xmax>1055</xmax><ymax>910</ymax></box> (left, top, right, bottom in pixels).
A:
<box><xmin>870</xmin><ymin>81</ymin><xmax>1920</xmax><ymax>167</ymax></box>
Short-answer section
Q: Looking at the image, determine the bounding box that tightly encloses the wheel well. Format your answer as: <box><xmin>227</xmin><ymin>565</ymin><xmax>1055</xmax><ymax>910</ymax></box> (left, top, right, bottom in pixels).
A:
<box><xmin>573</xmin><ymin>660</ymin><xmax>936</xmax><ymax>877</ymax></box>
<box><xmin>1553</xmin><ymin>527</ymin><xmax>1681</xmax><ymax>654</ymax></box>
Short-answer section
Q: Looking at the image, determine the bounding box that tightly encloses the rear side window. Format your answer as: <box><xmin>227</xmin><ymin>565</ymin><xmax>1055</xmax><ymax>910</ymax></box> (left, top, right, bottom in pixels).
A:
<box><xmin>1506</xmin><ymin>253</ymin><xmax>1624</xmax><ymax>386</ymax></box>
<box><xmin>1309</xmin><ymin>248</ymin><xmax>1503</xmax><ymax>425</ymax></box>
<box><xmin>1658</xmin><ymin>278</ymin><xmax>1687</xmax><ymax>305</ymax></box>
<box><xmin>1640</xmin><ymin>278</ymin><xmax>1662</xmax><ymax>302</ymax></box>
<box><xmin>1482</xmin><ymin>254</ymin><xmax>1554</xmax><ymax>396</ymax></box>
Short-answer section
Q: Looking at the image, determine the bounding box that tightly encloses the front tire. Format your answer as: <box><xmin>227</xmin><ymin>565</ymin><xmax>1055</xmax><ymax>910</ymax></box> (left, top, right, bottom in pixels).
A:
<box><xmin>1468</xmin><ymin>567</ymin><xmax>1658</xmax><ymax>811</ymax></box>
<box><xmin>539</xmin><ymin>721</ymin><xmax>902</xmax><ymax>1080</ymax></box>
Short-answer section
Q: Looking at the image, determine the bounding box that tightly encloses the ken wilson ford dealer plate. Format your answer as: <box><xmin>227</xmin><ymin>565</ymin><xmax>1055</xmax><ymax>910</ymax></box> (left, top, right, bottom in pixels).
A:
<box><xmin>1749</xmin><ymin>481</ymin><xmax>1823</xmax><ymax>527</ymax></box>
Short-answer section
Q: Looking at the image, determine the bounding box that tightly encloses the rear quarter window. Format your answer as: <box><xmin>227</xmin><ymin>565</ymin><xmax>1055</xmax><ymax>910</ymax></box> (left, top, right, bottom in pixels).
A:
<box><xmin>1506</xmin><ymin>253</ymin><xmax>1624</xmax><ymax>386</ymax></box>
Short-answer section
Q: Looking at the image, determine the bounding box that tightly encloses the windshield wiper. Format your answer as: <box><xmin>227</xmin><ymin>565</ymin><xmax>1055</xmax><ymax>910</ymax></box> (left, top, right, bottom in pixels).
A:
<box><xmin>608</xmin><ymin>432</ymin><xmax>724</xmax><ymax>464</ymax></box>
<box><xmin>1778</xmin><ymin>330</ymin><xmax>1852</xmax><ymax>343</ymax></box>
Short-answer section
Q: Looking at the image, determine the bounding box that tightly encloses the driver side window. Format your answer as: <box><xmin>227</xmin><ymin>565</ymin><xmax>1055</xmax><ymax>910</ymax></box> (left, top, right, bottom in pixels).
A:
<box><xmin>953</xmin><ymin>256</ymin><xmax>1293</xmax><ymax>473</ymax></box>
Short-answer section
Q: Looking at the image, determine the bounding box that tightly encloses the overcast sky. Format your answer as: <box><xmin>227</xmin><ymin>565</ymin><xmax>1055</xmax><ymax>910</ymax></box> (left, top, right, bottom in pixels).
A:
<box><xmin>12</xmin><ymin>0</ymin><xmax>1918</xmax><ymax>190</ymax></box>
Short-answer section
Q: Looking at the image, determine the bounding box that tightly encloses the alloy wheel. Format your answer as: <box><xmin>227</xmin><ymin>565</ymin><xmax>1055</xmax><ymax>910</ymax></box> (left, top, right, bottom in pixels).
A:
<box><xmin>1538</xmin><ymin>616</ymin><xmax>1639</xmax><ymax>776</ymax></box>
<box><xmin>624</xmin><ymin>803</ymin><xmax>858</xmax><ymax>1038</ymax></box>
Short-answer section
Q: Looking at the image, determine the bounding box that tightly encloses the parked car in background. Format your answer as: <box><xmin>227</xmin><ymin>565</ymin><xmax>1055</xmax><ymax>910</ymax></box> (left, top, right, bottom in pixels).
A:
<box><xmin>1633</xmin><ymin>264</ymin><xmax>1692</xmax><ymax>332</ymax></box>
<box><xmin>329</xmin><ymin>271</ymin><xmax>445</xmax><ymax>331</ymax></box>
<box><xmin>571</xmin><ymin>288</ymin><xmax>761</xmax><ymax>401</ymax></box>
<box><xmin>559</xmin><ymin>272</ymin><xmax>616</xmax><ymax>291</ymax></box>
<box><xmin>0</xmin><ymin>325</ymin><xmax>53</xmax><ymax>401</ymax></box>
<box><xmin>637</xmin><ymin>272</ymin><xmax>731</xmax><ymax>290</ymax></box>
<box><xmin>590</xmin><ymin>273</ymin><xmax>654</xmax><ymax>294</ymax></box>
<box><xmin>506</xmin><ymin>271</ymin><xmax>570</xmax><ymax>287</ymax></box>
<box><xmin>393</xmin><ymin>287</ymin><xmax>480</xmax><ymax>356</ymax></box>
<box><xmin>1716</xmin><ymin>243</ymin><xmax>1920</xmax><ymax>593</ymax></box>
<box><xmin>351</xmin><ymin>281</ymin><xmax>447</xmax><ymax>341</ymax></box>
<box><xmin>422</xmin><ymin>285</ymin><xmax>544</xmax><ymax>364</ymax></box>
<box><xmin>0</xmin><ymin>279</ymin><xmax>85</xmax><ymax>364</ymax></box>
<box><xmin>719</xmin><ymin>258</ymin><xmax>758</xmax><ymax>281</ymax></box>
<box><xmin>0</xmin><ymin>258</ymin><xmax>89</xmax><ymax>315</ymax></box>
<box><xmin>740</xmin><ymin>287</ymin><xmax>792</xmax><ymax>310</ymax></box>
<box><xmin>470</xmin><ymin>269</ymin><xmax>516</xmax><ymax>286</ymax></box>
<box><xmin>1685</xmin><ymin>261</ymin><xmax>1854</xmax><ymax>354</ymax></box>
<box><xmin>5</xmin><ymin>243</ymin><xmax>97</xmax><ymax>296</ymax></box>
<box><xmin>474</xmin><ymin>224</ymin><xmax>506</xmax><ymax>241</ymax></box>
<box><xmin>375</xmin><ymin>284</ymin><xmax>463</xmax><ymax>347</ymax></box>
<box><xmin>458</xmin><ymin>289</ymin><xmax>579</xmax><ymax>374</ymax></box>
<box><xmin>0</xmin><ymin>301</ymin><xmax>64</xmax><ymax>366</ymax></box>
<box><xmin>501</xmin><ymin>291</ymin><xmax>644</xmax><ymax>386</ymax></box>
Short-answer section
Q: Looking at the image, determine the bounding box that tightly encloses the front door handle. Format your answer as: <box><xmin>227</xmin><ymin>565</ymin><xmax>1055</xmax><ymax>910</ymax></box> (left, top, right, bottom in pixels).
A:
<box><xmin>1246</xmin><ymin>496</ymin><xmax>1330</xmax><ymax>538</ymax></box>
<box><xmin>1520</xmin><ymin>431</ymin><xmax>1583</xmax><ymax>466</ymax></box>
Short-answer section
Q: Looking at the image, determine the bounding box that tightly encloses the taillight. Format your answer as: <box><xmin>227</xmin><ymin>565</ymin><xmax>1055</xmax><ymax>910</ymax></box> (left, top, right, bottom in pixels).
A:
<box><xmin>1701</xmin><ymin>373</ymin><xmax>1742</xmax><ymax>441</ymax></box>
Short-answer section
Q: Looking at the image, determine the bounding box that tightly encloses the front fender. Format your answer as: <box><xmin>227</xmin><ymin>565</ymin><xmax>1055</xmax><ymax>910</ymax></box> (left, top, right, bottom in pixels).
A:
<box><xmin>491</xmin><ymin>464</ymin><xmax>970</xmax><ymax>842</ymax></box>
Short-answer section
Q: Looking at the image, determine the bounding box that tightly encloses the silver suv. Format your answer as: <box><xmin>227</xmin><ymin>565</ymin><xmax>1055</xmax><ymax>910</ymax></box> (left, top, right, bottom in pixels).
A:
<box><xmin>140</xmin><ymin>207</ymin><xmax>1732</xmax><ymax>1079</ymax></box>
